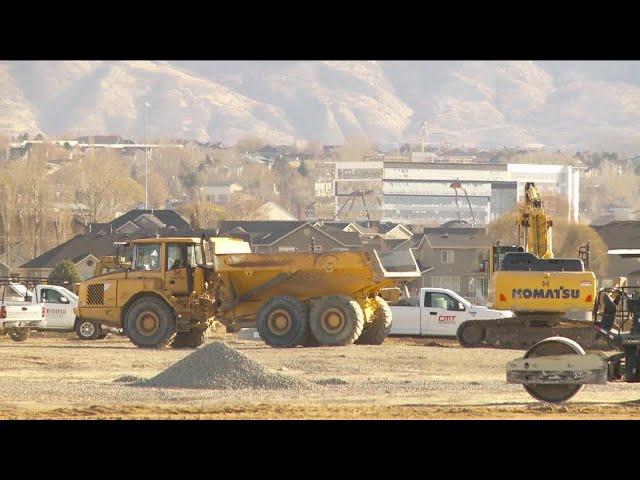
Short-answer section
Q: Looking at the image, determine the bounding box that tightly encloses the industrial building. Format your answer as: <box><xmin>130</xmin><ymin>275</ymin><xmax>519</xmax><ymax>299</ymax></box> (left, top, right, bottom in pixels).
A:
<box><xmin>315</xmin><ymin>157</ymin><xmax>582</xmax><ymax>225</ymax></box>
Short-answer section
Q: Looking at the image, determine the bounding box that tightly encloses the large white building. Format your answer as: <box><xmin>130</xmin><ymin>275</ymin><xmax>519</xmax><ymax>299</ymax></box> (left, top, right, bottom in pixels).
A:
<box><xmin>315</xmin><ymin>159</ymin><xmax>582</xmax><ymax>225</ymax></box>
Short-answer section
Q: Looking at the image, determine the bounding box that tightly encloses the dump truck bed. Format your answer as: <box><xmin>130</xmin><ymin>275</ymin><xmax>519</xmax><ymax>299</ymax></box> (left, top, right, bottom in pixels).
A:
<box><xmin>212</xmin><ymin>249</ymin><xmax>420</xmax><ymax>322</ymax></box>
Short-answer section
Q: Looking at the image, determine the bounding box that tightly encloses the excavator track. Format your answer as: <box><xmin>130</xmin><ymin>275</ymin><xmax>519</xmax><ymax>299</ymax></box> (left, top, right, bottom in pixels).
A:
<box><xmin>456</xmin><ymin>314</ymin><xmax>600</xmax><ymax>350</ymax></box>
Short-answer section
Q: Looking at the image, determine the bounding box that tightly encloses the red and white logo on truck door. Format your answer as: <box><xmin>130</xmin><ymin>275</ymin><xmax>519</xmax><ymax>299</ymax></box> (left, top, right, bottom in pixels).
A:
<box><xmin>438</xmin><ymin>315</ymin><xmax>456</xmax><ymax>323</ymax></box>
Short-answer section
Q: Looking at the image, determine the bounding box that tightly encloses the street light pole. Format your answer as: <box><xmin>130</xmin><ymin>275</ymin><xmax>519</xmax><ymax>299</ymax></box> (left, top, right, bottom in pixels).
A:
<box><xmin>145</xmin><ymin>101</ymin><xmax>149</xmax><ymax>209</ymax></box>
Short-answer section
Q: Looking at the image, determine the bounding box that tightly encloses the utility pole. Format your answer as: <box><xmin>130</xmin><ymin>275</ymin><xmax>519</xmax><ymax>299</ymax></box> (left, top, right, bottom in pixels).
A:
<box><xmin>145</xmin><ymin>101</ymin><xmax>150</xmax><ymax>209</ymax></box>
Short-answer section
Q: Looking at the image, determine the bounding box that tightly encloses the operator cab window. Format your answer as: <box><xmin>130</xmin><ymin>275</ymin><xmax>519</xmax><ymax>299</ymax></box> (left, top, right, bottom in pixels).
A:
<box><xmin>424</xmin><ymin>292</ymin><xmax>464</xmax><ymax>311</ymax></box>
<box><xmin>41</xmin><ymin>288</ymin><xmax>68</xmax><ymax>304</ymax></box>
<box><xmin>166</xmin><ymin>243</ymin><xmax>203</xmax><ymax>270</ymax></box>
<box><xmin>167</xmin><ymin>244</ymin><xmax>186</xmax><ymax>270</ymax></box>
<box><xmin>133</xmin><ymin>244</ymin><xmax>161</xmax><ymax>271</ymax></box>
<box><xmin>186</xmin><ymin>243</ymin><xmax>203</xmax><ymax>267</ymax></box>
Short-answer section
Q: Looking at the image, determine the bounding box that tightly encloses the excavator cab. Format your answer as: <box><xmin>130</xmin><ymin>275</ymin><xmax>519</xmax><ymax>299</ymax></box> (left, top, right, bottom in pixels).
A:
<box><xmin>489</xmin><ymin>243</ymin><xmax>523</xmax><ymax>275</ymax></box>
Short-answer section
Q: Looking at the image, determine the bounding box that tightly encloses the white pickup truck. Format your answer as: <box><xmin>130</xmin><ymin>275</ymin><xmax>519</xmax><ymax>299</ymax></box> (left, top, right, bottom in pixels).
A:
<box><xmin>390</xmin><ymin>287</ymin><xmax>514</xmax><ymax>338</ymax></box>
<box><xmin>0</xmin><ymin>284</ymin><xmax>46</xmax><ymax>342</ymax></box>
<box><xmin>2</xmin><ymin>282</ymin><xmax>109</xmax><ymax>340</ymax></box>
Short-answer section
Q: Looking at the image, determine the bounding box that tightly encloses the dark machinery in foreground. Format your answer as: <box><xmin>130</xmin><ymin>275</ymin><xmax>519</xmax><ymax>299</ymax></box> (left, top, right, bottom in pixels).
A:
<box><xmin>507</xmin><ymin>284</ymin><xmax>640</xmax><ymax>403</ymax></box>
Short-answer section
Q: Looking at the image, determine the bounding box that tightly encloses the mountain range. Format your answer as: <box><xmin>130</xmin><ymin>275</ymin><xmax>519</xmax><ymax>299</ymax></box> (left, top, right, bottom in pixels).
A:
<box><xmin>3</xmin><ymin>60</ymin><xmax>640</xmax><ymax>153</ymax></box>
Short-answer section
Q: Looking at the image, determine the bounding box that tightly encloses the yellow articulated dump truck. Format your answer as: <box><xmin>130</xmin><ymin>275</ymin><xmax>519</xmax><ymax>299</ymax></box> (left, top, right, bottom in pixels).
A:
<box><xmin>76</xmin><ymin>236</ymin><xmax>420</xmax><ymax>349</ymax></box>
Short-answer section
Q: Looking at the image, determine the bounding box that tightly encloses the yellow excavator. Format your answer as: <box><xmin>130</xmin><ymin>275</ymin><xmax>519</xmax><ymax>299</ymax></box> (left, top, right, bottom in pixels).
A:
<box><xmin>456</xmin><ymin>182</ymin><xmax>598</xmax><ymax>349</ymax></box>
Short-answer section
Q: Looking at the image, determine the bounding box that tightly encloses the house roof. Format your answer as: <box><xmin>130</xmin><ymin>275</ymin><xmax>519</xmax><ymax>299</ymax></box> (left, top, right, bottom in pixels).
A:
<box><xmin>214</xmin><ymin>221</ymin><xmax>362</xmax><ymax>247</ymax></box>
<box><xmin>317</xmin><ymin>221</ymin><xmax>411</xmax><ymax>238</ymax></box>
<box><xmin>87</xmin><ymin>209</ymin><xmax>191</xmax><ymax>234</ymax></box>
<box><xmin>592</xmin><ymin>221</ymin><xmax>640</xmax><ymax>249</ymax></box>
<box><xmin>421</xmin><ymin>227</ymin><xmax>489</xmax><ymax>249</ymax></box>
<box><xmin>216</xmin><ymin>221</ymin><xmax>306</xmax><ymax>244</ymax></box>
<box><xmin>21</xmin><ymin>228</ymin><xmax>196</xmax><ymax>269</ymax></box>
<box><xmin>249</xmin><ymin>201</ymin><xmax>297</xmax><ymax>221</ymax></box>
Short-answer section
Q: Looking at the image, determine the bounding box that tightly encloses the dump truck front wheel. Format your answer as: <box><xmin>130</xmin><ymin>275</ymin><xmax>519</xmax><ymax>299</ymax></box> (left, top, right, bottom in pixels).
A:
<box><xmin>124</xmin><ymin>297</ymin><xmax>177</xmax><ymax>349</ymax></box>
<box><xmin>309</xmin><ymin>295</ymin><xmax>364</xmax><ymax>346</ymax></box>
<box><xmin>171</xmin><ymin>327</ymin><xmax>207</xmax><ymax>349</ymax></box>
<box><xmin>356</xmin><ymin>296</ymin><xmax>392</xmax><ymax>345</ymax></box>
<box><xmin>8</xmin><ymin>328</ymin><xmax>29</xmax><ymax>342</ymax></box>
<box><xmin>257</xmin><ymin>296</ymin><xmax>309</xmax><ymax>348</ymax></box>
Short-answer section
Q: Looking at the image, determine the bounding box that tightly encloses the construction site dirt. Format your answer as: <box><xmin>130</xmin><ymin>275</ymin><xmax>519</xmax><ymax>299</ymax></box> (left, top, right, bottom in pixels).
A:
<box><xmin>2</xmin><ymin>332</ymin><xmax>640</xmax><ymax>420</ymax></box>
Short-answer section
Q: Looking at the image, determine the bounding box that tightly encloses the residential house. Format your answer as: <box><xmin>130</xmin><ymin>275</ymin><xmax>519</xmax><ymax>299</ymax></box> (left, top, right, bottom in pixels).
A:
<box><xmin>410</xmin><ymin>226</ymin><xmax>490</xmax><ymax>304</ymax></box>
<box><xmin>592</xmin><ymin>221</ymin><xmax>640</xmax><ymax>285</ymax></box>
<box><xmin>83</xmin><ymin>209</ymin><xmax>191</xmax><ymax>236</ymax></box>
<box><xmin>17</xmin><ymin>209</ymin><xmax>193</xmax><ymax>280</ymax></box>
<box><xmin>199</xmin><ymin>182</ymin><xmax>244</xmax><ymax>205</ymax></box>
<box><xmin>248</xmin><ymin>202</ymin><xmax>298</xmax><ymax>221</ymax></box>
<box><xmin>214</xmin><ymin>221</ymin><xmax>362</xmax><ymax>253</ymax></box>
<box><xmin>317</xmin><ymin>221</ymin><xmax>413</xmax><ymax>252</ymax></box>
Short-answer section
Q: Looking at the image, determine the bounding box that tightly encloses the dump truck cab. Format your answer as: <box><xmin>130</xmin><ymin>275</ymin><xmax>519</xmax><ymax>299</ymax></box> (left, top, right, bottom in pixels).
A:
<box><xmin>78</xmin><ymin>237</ymin><xmax>210</xmax><ymax>348</ymax></box>
<box><xmin>77</xmin><ymin>236</ymin><xmax>254</xmax><ymax>349</ymax></box>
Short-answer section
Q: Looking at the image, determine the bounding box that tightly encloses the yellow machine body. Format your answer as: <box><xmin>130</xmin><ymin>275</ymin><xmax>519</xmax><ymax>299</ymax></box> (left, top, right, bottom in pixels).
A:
<box><xmin>76</xmin><ymin>236</ymin><xmax>421</xmax><ymax>332</ymax></box>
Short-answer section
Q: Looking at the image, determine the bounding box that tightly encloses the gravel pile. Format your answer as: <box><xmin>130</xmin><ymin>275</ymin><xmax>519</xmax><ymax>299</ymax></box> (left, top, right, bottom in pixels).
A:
<box><xmin>140</xmin><ymin>341</ymin><xmax>310</xmax><ymax>390</ymax></box>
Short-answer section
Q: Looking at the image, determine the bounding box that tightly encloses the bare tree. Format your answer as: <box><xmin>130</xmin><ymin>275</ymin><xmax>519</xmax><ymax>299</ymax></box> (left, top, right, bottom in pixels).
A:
<box><xmin>14</xmin><ymin>146</ymin><xmax>50</xmax><ymax>259</ymax></box>
<box><xmin>223</xmin><ymin>192</ymin><xmax>264</xmax><ymax>220</ymax></box>
<box><xmin>338</xmin><ymin>135</ymin><xmax>376</xmax><ymax>162</ymax></box>
<box><xmin>176</xmin><ymin>201</ymin><xmax>224</xmax><ymax>230</ymax></box>
<box><xmin>57</xmin><ymin>149</ymin><xmax>144</xmax><ymax>223</ymax></box>
<box><xmin>0</xmin><ymin>160</ymin><xmax>19</xmax><ymax>268</ymax></box>
<box><xmin>236</xmin><ymin>135</ymin><xmax>268</xmax><ymax>153</ymax></box>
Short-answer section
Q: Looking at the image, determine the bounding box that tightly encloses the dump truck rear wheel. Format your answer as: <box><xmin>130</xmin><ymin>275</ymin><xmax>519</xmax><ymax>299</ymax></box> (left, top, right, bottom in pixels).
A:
<box><xmin>257</xmin><ymin>296</ymin><xmax>309</xmax><ymax>348</ymax></box>
<box><xmin>75</xmin><ymin>319</ymin><xmax>102</xmax><ymax>340</ymax></box>
<box><xmin>309</xmin><ymin>295</ymin><xmax>364</xmax><ymax>346</ymax></box>
<box><xmin>124</xmin><ymin>297</ymin><xmax>177</xmax><ymax>349</ymax></box>
<box><xmin>456</xmin><ymin>321</ymin><xmax>486</xmax><ymax>347</ymax></box>
<box><xmin>356</xmin><ymin>296</ymin><xmax>392</xmax><ymax>345</ymax></box>
<box><xmin>8</xmin><ymin>328</ymin><xmax>29</xmax><ymax>342</ymax></box>
<box><xmin>171</xmin><ymin>327</ymin><xmax>207</xmax><ymax>349</ymax></box>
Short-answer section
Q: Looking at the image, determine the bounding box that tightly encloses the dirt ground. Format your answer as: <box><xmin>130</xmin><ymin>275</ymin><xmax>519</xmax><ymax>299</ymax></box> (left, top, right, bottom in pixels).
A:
<box><xmin>1</xmin><ymin>332</ymin><xmax>640</xmax><ymax>420</ymax></box>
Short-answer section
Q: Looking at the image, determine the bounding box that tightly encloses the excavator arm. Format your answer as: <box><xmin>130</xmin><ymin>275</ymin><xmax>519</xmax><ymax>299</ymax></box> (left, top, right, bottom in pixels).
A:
<box><xmin>518</xmin><ymin>182</ymin><xmax>553</xmax><ymax>259</ymax></box>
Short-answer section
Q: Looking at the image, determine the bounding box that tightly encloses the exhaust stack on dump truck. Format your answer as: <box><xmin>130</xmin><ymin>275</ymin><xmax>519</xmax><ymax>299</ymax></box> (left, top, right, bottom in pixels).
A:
<box><xmin>76</xmin><ymin>236</ymin><xmax>421</xmax><ymax>349</ymax></box>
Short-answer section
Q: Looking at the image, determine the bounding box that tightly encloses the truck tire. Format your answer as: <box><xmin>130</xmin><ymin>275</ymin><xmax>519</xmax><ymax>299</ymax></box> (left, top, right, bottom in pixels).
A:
<box><xmin>75</xmin><ymin>319</ymin><xmax>102</xmax><ymax>340</ymax></box>
<box><xmin>356</xmin><ymin>296</ymin><xmax>392</xmax><ymax>345</ymax></box>
<box><xmin>171</xmin><ymin>327</ymin><xmax>207</xmax><ymax>349</ymax></box>
<box><xmin>124</xmin><ymin>297</ymin><xmax>177</xmax><ymax>349</ymax></box>
<box><xmin>257</xmin><ymin>296</ymin><xmax>309</xmax><ymax>348</ymax></box>
<box><xmin>8</xmin><ymin>328</ymin><xmax>29</xmax><ymax>342</ymax></box>
<box><xmin>309</xmin><ymin>295</ymin><xmax>364</xmax><ymax>346</ymax></box>
<box><xmin>300</xmin><ymin>331</ymin><xmax>320</xmax><ymax>347</ymax></box>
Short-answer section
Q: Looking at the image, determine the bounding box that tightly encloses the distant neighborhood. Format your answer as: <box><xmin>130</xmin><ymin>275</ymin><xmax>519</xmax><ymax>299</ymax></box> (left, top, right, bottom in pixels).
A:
<box><xmin>2</xmin><ymin>132</ymin><xmax>640</xmax><ymax>304</ymax></box>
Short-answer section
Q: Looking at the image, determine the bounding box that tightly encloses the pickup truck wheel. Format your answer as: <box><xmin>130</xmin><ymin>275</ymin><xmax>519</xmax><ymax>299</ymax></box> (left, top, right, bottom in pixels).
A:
<box><xmin>257</xmin><ymin>296</ymin><xmax>309</xmax><ymax>348</ymax></box>
<box><xmin>75</xmin><ymin>319</ymin><xmax>102</xmax><ymax>340</ymax></box>
<box><xmin>124</xmin><ymin>297</ymin><xmax>177</xmax><ymax>349</ymax></box>
<box><xmin>457</xmin><ymin>322</ymin><xmax>486</xmax><ymax>347</ymax></box>
<box><xmin>356</xmin><ymin>296</ymin><xmax>392</xmax><ymax>345</ymax></box>
<box><xmin>8</xmin><ymin>328</ymin><xmax>29</xmax><ymax>342</ymax></box>
<box><xmin>171</xmin><ymin>327</ymin><xmax>207</xmax><ymax>349</ymax></box>
<box><xmin>309</xmin><ymin>295</ymin><xmax>364</xmax><ymax>346</ymax></box>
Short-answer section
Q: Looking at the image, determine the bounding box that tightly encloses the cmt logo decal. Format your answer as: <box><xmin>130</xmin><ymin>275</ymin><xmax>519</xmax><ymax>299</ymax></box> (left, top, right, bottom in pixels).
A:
<box><xmin>438</xmin><ymin>315</ymin><xmax>456</xmax><ymax>323</ymax></box>
<box><xmin>512</xmin><ymin>287</ymin><xmax>580</xmax><ymax>299</ymax></box>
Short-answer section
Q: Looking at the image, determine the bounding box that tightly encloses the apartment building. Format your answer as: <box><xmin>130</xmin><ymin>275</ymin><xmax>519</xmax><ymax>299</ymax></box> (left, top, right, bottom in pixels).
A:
<box><xmin>315</xmin><ymin>158</ymin><xmax>582</xmax><ymax>225</ymax></box>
